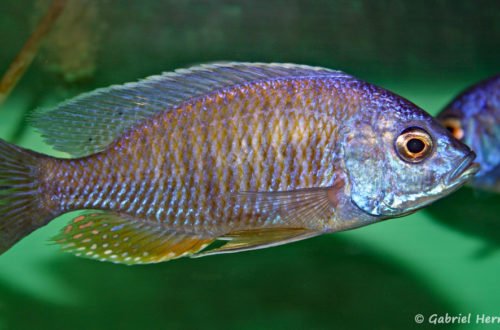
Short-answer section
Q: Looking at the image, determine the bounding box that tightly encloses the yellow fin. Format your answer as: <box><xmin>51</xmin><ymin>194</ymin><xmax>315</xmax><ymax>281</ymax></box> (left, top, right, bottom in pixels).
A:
<box><xmin>193</xmin><ymin>228</ymin><xmax>321</xmax><ymax>258</ymax></box>
<box><xmin>52</xmin><ymin>212</ymin><xmax>213</xmax><ymax>265</ymax></box>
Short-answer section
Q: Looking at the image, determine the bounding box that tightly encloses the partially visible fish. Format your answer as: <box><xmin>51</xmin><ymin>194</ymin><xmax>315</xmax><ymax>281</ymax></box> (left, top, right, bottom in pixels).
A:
<box><xmin>438</xmin><ymin>74</ymin><xmax>500</xmax><ymax>192</ymax></box>
<box><xmin>0</xmin><ymin>63</ymin><xmax>478</xmax><ymax>264</ymax></box>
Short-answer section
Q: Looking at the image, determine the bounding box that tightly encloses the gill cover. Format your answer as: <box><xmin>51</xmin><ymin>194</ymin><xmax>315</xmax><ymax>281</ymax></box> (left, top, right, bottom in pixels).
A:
<box><xmin>343</xmin><ymin>123</ymin><xmax>389</xmax><ymax>216</ymax></box>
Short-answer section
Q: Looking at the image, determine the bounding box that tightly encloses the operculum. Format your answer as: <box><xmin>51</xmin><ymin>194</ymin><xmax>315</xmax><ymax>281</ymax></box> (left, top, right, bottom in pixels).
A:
<box><xmin>343</xmin><ymin>124</ymin><xmax>387</xmax><ymax>216</ymax></box>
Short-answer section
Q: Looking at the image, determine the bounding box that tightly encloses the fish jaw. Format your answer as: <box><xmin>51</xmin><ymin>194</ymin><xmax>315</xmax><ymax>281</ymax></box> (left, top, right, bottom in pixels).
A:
<box><xmin>444</xmin><ymin>152</ymin><xmax>480</xmax><ymax>187</ymax></box>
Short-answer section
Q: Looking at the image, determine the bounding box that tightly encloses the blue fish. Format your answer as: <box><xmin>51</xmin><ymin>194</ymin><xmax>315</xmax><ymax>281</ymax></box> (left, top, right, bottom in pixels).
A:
<box><xmin>0</xmin><ymin>62</ymin><xmax>479</xmax><ymax>264</ymax></box>
<box><xmin>438</xmin><ymin>74</ymin><xmax>500</xmax><ymax>192</ymax></box>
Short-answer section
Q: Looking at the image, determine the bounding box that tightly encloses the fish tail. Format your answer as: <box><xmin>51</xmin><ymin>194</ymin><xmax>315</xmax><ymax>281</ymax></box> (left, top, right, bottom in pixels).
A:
<box><xmin>0</xmin><ymin>138</ymin><xmax>53</xmax><ymax>254</ymax></box>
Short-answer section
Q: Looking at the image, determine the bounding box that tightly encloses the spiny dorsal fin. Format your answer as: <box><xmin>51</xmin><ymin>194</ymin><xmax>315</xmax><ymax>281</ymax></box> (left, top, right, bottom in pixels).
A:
<box><xmin>52</xmin><ymin>211</ymin><xmax>213</xmax><ymax>264</ymax></box>
<box><xmin>193</xmin><ymin>228</ymin><xmax>321</xmax><ymax>257</ymax></box>
<box><xmin>31</xmin><ymin>62</ymin><xmax>351</xmax><ymax>157</ymax></box>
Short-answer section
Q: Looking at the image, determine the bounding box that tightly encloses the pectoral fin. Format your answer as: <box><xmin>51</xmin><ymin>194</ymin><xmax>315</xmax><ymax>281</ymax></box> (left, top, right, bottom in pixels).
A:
<box><xmin>192</xmin><ymin>184</ymin><xmax>343</xmax><ymax>257</ymax></box>
<box><xmin>232</xmin><ymin>182</ymin><xmax>344</xmax><ymax>229</ymax></box>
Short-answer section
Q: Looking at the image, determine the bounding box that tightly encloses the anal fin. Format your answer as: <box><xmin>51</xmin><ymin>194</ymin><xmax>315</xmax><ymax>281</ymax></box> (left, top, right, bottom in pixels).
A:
<box><xmin>52</xmin><ymin>211</ymin><xmax>213</xmax><ymax>265</ymax></box>
<box><xmin>193</xmin><ymin>228</ymin><xmax>321</xmax><ymax>258</ymax></box>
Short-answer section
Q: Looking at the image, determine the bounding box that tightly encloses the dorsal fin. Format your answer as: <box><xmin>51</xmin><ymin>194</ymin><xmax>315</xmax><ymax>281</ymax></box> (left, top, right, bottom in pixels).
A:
<box><xmin>31</xmin><ymin>62</ymin><xmax>351</xmax><ymax>157</ymax></box>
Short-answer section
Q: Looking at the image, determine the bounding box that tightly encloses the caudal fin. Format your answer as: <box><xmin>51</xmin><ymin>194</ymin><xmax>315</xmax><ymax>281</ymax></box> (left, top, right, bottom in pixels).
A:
<box><xmin>0</xmin><ymin>139</ymin><xmax>52</xmax><ymax>253</ymax></box>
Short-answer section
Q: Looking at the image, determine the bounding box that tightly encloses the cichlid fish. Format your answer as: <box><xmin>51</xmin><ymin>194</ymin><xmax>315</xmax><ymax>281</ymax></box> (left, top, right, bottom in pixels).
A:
<box><xmin>438</xmin><ymin>74</ymin><xmax>500</xmax><ymax>192</ymax></box>
<box><xmin>0</xmin><ymin>63</ymin><xmax>478</xmax><ymax>264</ymax></box>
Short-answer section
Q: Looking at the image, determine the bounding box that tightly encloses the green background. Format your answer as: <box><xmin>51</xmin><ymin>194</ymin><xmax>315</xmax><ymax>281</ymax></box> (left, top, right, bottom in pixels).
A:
<box><xmin>0</xmin><ymin>0</ymin><xmax>500</xmax><ymax>329</ymax></box>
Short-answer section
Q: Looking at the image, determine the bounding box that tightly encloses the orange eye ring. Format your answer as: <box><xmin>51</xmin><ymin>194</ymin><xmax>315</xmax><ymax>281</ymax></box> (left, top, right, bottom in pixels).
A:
<box><xmin>441</xmin><ymin>117</ymin><xmax>464</xmax><ymax>140</ymax></box>
<box><xmin>395</xmin><ymin>127</ymin><xmax>434</xmax><ymax>163</ymax></box>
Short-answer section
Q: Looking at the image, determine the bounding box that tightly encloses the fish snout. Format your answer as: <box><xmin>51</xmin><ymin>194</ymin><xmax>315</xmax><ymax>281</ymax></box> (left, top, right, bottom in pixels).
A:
<box><xmin>445</xmin><ymin>151</ymin><xmax>480</xmax><ymax>186</ymax></box>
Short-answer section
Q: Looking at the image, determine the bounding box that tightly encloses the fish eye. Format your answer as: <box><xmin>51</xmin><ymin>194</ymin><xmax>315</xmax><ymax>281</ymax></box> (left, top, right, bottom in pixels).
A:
<box><xmin>441</xmin><ymin>117</ymin><xmax>464</xmax><ymax>140</ymax></box>
<box><xmin>395</xmin><ymin>127</ymin><xmax>434</xmax><ymax>163</ymax></box>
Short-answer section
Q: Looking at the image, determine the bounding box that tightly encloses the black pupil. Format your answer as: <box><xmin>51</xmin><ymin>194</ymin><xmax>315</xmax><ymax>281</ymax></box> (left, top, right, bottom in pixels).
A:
<box><xmin>407</xmin><ymin>138</ymin><xmax>425</xmax><ymax>153</ymax></box>
<box><xmin>445</xmin><ymin>125</ymin><xmax>454</xmax><ymax>133</ymax></box>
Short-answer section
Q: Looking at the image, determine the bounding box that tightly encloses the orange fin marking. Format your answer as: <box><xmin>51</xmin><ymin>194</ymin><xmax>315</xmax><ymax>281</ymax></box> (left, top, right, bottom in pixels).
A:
<box><xmin>52</xmin><ymin>211</ymin><xmax>213</xmax><ymax>265</ymax></box>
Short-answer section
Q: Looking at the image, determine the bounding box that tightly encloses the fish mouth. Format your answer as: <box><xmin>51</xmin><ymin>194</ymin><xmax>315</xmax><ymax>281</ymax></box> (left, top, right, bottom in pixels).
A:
<box><xmin>445</xmin><ymin>152</ymin><xmax>480</xmax><ymax>186</ymax></box>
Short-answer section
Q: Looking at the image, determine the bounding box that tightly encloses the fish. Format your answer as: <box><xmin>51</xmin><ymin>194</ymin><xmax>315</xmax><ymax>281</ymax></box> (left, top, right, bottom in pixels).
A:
<box><xmin>0</xmin><ymin>62</ymin><xmax>479</xmax><ymax>264</ymax></box>
<box><xmin>437</xmin><ymin>74</ymin><xmax>500</xmax><ymax>192</ymax></box>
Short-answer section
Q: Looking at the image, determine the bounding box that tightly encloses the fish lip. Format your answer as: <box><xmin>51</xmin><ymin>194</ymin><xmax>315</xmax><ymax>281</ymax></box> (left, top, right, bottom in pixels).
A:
<box><xmin>445</xmin><ymin>152</ymin><xmax>480</xmax><ymax>186</ymax></box>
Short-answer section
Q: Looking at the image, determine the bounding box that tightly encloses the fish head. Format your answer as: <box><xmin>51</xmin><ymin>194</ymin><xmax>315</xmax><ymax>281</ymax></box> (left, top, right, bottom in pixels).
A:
<box><xmin>344</xmin><ymin>91</ymin><xmax>479</xmax><ymax>217</ymax></box>
<box><xmin>437</xmin><ymin>76</ymin><xmax>500</xmax><ymax>179</ymax></box>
